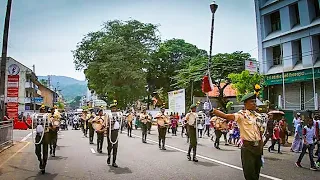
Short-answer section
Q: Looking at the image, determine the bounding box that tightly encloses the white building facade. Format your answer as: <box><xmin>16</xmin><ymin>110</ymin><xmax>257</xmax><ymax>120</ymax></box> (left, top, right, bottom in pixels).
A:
<box><xmin>255</xmin><ymin>0</ymin><xmax>320</xmax><ymax>110</ymax></box>
<box><xmin>1</xmin><ymin>57</ymin><xmax>42</xmax><ymax>118</ymax></box>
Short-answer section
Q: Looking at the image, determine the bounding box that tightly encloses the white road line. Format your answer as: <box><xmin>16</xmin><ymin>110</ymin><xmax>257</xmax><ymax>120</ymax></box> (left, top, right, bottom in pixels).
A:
<box><xmin>90</xmin><ymin>148</ymin><xmax>96</xmax><ymax>154</ymax></box>
<box><xmin>21</xmin><ymin>131</ymin><xmax>34</xmax><ymax>142</ymax></box>
<box><xmin>131</xmin><ymin>134</ymin><xmax>282</xmax><ymax>180</ymax></box>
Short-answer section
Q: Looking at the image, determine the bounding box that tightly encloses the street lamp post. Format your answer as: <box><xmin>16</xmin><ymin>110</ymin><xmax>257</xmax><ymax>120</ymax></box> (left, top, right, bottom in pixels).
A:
<box><xmin>0</xmin><ymin>0</ymin><xmax>13</xmax><ymax>120</ymax></box>
<box><xmin>208</xmin><ymin>1</ymin><xmax>218</xmax><ymax>68</ymax></box>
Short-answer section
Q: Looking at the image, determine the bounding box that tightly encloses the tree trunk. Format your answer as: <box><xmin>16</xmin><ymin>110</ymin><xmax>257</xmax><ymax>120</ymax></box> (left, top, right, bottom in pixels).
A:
<box><xmin>216</xmin><ymin>82</ymin><xmax>230</xmax><ymax>112</ymax></box>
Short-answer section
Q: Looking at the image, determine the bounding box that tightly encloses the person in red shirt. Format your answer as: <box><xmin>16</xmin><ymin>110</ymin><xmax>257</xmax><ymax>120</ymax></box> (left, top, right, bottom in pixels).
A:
<box><xmin>268</xmin><ymin>122</ymin><xmax>282</xmax><ymax>154</ymax></box>
<box><xmin>171</xmin><ymin>114</ymin><xmax>178</xmax><ymax>136</ymax></box>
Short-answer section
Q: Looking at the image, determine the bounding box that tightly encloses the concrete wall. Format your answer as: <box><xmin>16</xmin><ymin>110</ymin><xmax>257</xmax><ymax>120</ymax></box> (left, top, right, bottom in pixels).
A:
<box><xmin>38</xmin><ymin>84</ymin><xmax>54</xmax><ymax>107</ymax></box>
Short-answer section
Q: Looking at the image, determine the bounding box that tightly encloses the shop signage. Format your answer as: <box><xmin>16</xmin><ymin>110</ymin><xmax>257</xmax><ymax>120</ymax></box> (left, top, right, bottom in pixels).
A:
<box><xmin>245</xmin><ymin>60</ymin><xmax>258</xmax><ymax>74</ymax></box>
<box><xmin>6</xmin><ymin>75</ymin><xmax>19</xmax><ymax>119</ymax></box>
<box><xmin>264</xmin><ymin>67</ymin><xmax>320</xmax><ymax>85</ymax></box>
<box><xmin>32</xmin><ymin>97</ymin><xmax>43</xmax><ymax>103</ymax></box>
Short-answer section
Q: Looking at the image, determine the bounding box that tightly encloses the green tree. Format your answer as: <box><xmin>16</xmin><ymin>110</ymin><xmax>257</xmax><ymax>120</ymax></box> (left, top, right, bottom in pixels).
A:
<box><xmin>209</xmin><ymin>51</ymin><xmax>251</xmax><ymax>111</ymax></box>
<box><xmin>56</xmin><ymin>101</ymin><xmax>65</xmax><ymax>110</ymax></box>
<box><xmin>228</xmin><ymin>70</ymin><xmax>264</xmax><ymax>102</ymax></box>
<box><xmin>69</xmin><ymin>95</ymin><xmax>82</xmax><ymax>109</ymax></box>
<box><xmin>149</xmin><ymin>39</ymin><xmax>207</xmax><ymax>106</ymax></box>
<box><xmin>73</xmin><ymin>20</ymin><xmax>160</xmax><ymax>108</ymax></box>
<box><xmin>173</xmin><ymin>51</ymin><xmax>252</xmax><ymax>111</ymax></box>
<box><xmin>39</xmin><ymin>79</ymin><xmax>48</xmax><ymax>87</ymax></box>
<box><xmin>172</xmin><ymin>56</ymin><xmax>207</xmax><ymax>107</ymax></box>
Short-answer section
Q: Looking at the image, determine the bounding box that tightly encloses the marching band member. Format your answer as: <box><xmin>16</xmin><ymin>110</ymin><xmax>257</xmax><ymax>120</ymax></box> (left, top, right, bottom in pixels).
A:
<box><xmin>155</xmin><ymin>107</ymin><xmax>170</xmax><ymax>150</ymax></box>
<box><xmin>88</xmin><ymin>108</ymin><xmax>96</xmax><ymax>144</ymax></box>
<box><xmin>126</xmin><ymin>109</ymin><xmax>134</xmax><ymax>137</ymax></box>
<box><xmin>81</xmin><ymin>110</ymin><xmax>90</xmax><ymax>137</ymax></box>
<box><xmin>106</xmin><ymin>102</ymin><xmax>122</xmax><ymax>167</ymax></box>
<box><xmin>48</xmin><ymin>106</ymin><xmax>61</xmax><ymax>157</ymax></box>
<box><xmin>210</xmin><ymin>86</ymin><xmax>264</xmax><ymax>180</ymax></box>
<box><xmin>92</xmin><ymin>109</ymin><xmax>106</xmax><ymax>153</ymax></box>
<box><xmin>23</xmin><ymin>105</ymin><xmax>50</xmax><ymax>174</ymax></box>
<box><xmin>140</xmin><ymin>107</ymin><xmax>151</xmax><ymax>143</ymax></box>
<box><xmin>185</xmin><ymin>104</ymin><xmax>199</xmax><ymax>162</ymax></box>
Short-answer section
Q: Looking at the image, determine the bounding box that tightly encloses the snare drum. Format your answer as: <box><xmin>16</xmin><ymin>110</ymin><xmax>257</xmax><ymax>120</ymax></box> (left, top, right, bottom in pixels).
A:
<box><xmin>92</xmin><ymin>122</ymin><xmax>103</xmax><ymax>131</ymax></box>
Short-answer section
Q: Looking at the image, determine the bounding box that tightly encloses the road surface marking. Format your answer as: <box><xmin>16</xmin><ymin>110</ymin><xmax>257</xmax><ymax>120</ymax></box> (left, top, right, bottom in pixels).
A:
<box><xmin>0</xmin><ymin>142</ymin><xmax>30</xmax><ymax>167</ymax></box>
<box><xmin>90</xmin><ymin>148</ymin><xmax>96</xmax><ymax>154</ymax></box>
<box><xmin>21</xmin><ymin>131</ymin><xmax>35</xmax><ymax>142</ymax></box>
<box><xmin>131</xmin><ymin>134</ymin><xmax>282</xmax><ymax>180</ymax></box>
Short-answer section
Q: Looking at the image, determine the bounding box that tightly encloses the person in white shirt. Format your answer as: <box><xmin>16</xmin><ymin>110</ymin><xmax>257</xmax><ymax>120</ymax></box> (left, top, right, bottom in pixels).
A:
<box><xmin>295</xmin><ymin>118</ymin><xmax>317</xmax><ymax>171</ymax></box>
<box><xmin>203</xmin><ymin>113</ymin><xmax>211</xmax><ymax>137</ymax></box>
<box><xmin>293</xmin><ymin>113</ymin><xmax>301</xmax><ymax>130</ymax></box>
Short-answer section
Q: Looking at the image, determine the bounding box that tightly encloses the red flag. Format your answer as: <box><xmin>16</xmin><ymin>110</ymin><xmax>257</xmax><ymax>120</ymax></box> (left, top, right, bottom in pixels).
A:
<box><xmin>202</xmin><ymin>75</ymin><xmax>212</xmax><ymax>93</ymax></box>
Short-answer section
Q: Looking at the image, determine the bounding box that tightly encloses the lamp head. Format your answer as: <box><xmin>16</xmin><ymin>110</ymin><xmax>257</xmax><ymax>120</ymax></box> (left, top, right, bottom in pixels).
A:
<box><xmin>210</xmin><ymin>1</ymin><xmax>218</xmax><ymax>14</ymax></box>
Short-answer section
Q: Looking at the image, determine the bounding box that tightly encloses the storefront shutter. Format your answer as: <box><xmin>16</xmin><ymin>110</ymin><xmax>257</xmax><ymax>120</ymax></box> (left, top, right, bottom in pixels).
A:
<box><xmin>304</xmin><ymin>81</ymin><xmax>315</xmax><ymax>110</ymax></box>
<box><xmin>284</xmin><ymin>83</ymin><xmax>300</xmax><ymax>110</ymax></box>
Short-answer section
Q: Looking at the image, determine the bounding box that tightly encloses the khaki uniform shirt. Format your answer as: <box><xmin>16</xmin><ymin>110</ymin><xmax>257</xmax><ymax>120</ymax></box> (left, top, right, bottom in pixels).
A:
<box><xmin>127</xmin><ymin>113</ymin><xmax>134</xmax><ymax>122</ymax></box>
<box><xmin>88</xmin><ymin>113</ymin><xmax>96</xmax><ymax>123</ymax></box>
<box><xmin>234</xmin><ymin>110</ymin><xmax>262</xmax><ymax>141</ymax></box>
<box><xmin>81</xmin><ymin>113</ymin><xmax>89</xmax><ymax>121</ymax></box>
<box><xmin>155</xmin><ymin>112</ymin><xmax>169</xmax><ymax>127</ymax></box>
<box><xmin>140</xmin><ymin>113</ymin><xmax>151</xmax><ymax>124</ymax></box>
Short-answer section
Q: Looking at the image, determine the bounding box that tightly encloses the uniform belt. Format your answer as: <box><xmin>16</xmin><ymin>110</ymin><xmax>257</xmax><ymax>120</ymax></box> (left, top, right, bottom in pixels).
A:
<box><xmin>243</xmin><ymin>140</ymin><xmax>260</xmax><ymax>147</ymax></box>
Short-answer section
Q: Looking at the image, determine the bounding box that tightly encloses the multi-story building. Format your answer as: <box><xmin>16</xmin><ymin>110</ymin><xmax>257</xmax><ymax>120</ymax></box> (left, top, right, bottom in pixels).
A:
<box><xmin>86</xmin><ymin>89</ymin><xmax>107</xmax><ymax>108</ymax></box>
<box><xmin>254</xmin><ymin>0</ymin><xmax>320</xmax><ymax>111</ymax></box>
<box><xmin>1</xmin><ymin>57</ymin><xmax>55</xmax><ymax>118</ymax></box>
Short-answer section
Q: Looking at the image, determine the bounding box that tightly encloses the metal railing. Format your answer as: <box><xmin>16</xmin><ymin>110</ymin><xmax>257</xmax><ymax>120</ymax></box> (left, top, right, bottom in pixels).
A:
<box><xmin>0</xmin><ymin>120</ymin><xmax>13</xmax><ymax>150</ymax></box>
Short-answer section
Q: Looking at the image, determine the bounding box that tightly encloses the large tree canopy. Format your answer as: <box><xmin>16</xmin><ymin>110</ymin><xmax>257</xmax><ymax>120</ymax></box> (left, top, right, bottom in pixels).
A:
<box><xmin>173</xmin><ymin>51</ymin><xmax>253</xmax><ymax>111</ymax></box>
<box><xmin>148</xmin><ymin>39</ymin><xmax>207</xmax><ymax>106</ymax></box>
<box><xmin>73</xmin><ymin>20</ymin><xmax>160</xmax><ymax>108</ymax></box>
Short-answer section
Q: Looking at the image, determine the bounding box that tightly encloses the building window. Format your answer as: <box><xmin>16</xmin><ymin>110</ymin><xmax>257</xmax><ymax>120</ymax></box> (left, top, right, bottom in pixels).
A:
<box><xmin>290</xmin><ymin>3</ymin><xmax>300</xmax><ymax>27</ymax></box>
<box><xmin>270</xmin><ymin>11</ymin><xmax>281</xmax><ymax>32</ymax></box>
<box><xmin>312</xmin><ymin>0</ymin><xmax>320</xmax><ymax>19</ymax></box>
<box><xmin>273</xmin><ymin>45</ymin><xmax>282</xmax><ymax>65</ymax></box>
<box><xmin>293</xmin><ymin>40</ymin><xmax>302</xmax><ymax>62</ymax></box>
<box><xmin>318</xmin><ymin>35</ymin><xmax>320</xmax><ymax>61</ymax></box>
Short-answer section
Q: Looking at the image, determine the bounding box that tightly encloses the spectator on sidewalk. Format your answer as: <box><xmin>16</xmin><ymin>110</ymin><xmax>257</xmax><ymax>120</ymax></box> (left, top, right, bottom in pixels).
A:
<box><xmin>293</xmin><ymin>113</ymin><xmax>301</xmax><ymax>131</ymax></box>
<box><xmin>203</xmin><ymin>113</ymin><xmax>211</xmax><ymax>137</ymax></box>
<box><xmin>268</xmin><ymin>123</ymin><xmax>281</xmax><ymax>154</ymax></box>
<box><xmin>291</xmin><ymin>120</ymin><xmax>303</xmax><ymax>153</ymax></box>
<box><xmin>295</xmin><ymin>118</ymin><xmax>317</xmax><ymax>171</ymax></box>
<box><xmin>279</xmin><ymin>118</ymin><xmax>288</xmax><ymax>145</ymax></box>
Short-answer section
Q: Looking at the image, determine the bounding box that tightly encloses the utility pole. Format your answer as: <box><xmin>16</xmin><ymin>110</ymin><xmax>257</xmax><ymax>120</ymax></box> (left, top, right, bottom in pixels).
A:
<box><xmin>0</xmin><ymin>0</ymin><xmax>13</xmax><ymax>120</ymax></box>
<box><xmin>32</xmin><ymin>65</ymin><xmax>36</xmax><ymax>112</ymax></box>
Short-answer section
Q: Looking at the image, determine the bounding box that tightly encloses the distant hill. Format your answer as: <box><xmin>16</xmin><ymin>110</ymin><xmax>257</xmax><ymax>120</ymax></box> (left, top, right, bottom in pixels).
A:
<box><xmin>38</xmin><ymin>75</ymin><xmax>87</xmax><ymax>101</ymax></box>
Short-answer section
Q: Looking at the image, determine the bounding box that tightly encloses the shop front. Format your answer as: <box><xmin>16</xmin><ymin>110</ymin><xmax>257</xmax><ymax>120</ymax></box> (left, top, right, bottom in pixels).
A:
<box><xmin>264</xmin><ymin>67</ymin><xmax>320</xmax><ymax>111</ymax></box>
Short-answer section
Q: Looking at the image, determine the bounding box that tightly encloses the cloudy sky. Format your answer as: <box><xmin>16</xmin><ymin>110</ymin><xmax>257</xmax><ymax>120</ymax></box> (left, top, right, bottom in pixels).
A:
<box><xmin>0</xmin><ymin>0</ymin><xmax>258</xmax><ymax>81</ymax></box>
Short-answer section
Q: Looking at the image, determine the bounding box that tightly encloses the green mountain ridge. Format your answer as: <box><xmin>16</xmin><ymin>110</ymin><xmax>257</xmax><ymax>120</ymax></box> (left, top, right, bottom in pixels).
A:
<box><xmin>38</xmin><ymin>75</ymin><xmax>87</xmax><ymax>101</ymax></box>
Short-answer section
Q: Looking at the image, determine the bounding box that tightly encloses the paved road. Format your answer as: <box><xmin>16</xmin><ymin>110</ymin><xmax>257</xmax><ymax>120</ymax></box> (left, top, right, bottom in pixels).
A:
<box><xmin>0</xmin><ymin>127</ymin><xmax>319</xmax><ymax>180</ymax></box>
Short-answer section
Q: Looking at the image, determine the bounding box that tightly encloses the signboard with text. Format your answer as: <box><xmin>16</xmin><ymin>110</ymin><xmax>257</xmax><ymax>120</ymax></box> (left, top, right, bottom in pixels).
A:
<box><xmin>245</xmin><ymin>60</ymin><xmax>258</xmax><ymax>74</ymax></box>
<box><xmin>168</xmin><ymin>89</ymin><xmax>185</xmax><ymax>115</ymax></box>
<box><xmin>33</xmin><ymin>97</ymin><xmax>43</xmax><ymax>103</ymax></box>
<box><xmin>265</xmin><ymin>67</ymin><xmax>320</xmax><ymax>85</ymax></box>
<box><xmin>6</xmin><ymin>75</ymin><xmax>19</xmax><ymax>119</ymax></box>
